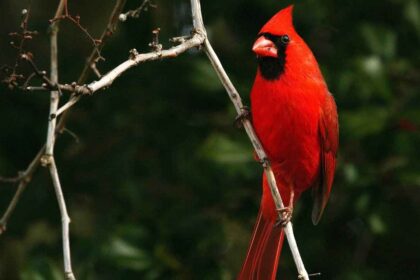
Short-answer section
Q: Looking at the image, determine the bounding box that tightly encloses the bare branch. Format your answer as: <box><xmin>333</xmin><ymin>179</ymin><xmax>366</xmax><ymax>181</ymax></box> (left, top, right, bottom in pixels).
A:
<box><xmin>0</xmin><ymin>173</ymin><xmax>24</xmax><ymax>184</ymax></box>
<box><xmin>190</xmin><ymin>0</ymin><xmax>310</xmax><ymax>278</ymax></box>
<box><xmin>190</xmin><ymin>0</ymin><xmax>205</xmax><ymax>34</ymax></box>
<box><xmin>45</xmin><ymin>10</ymin><xmax>61</xmax><ymax>157</ymax></box>
<box><xmin>78</xmin><ymin>0</ymin><xmax>127</xmax><ymax>83</ymax></box>
<box><xmin>2</xmin><ymin>6</ymin><xmax>39</xmax><ymax>89</ymax></box>
<box><xmin>49</xmin><ymin>159</ymin><xmax>75</xmax><ymax>280</ymax></box>
<box><xmin>21</xmin><ymin>53</ymin><xmax>55</xmax><ymax>88</ymax></box>
<box><xmin>62</xmin><ymin>128</ymin><xmax>80</xmax><ymax>143</ymax></box>
<box><xmin>49</xmin><ymin>1</ymin><xmax>102</xmax><ymax>59</ymax></box>
<box><xmin>0</xmin><ymin>146</ymin><xmax>45</xmax><ymax>234</ymax></box>
<box><xmin>119</xmin><ymin>0</ymin><xmax>156</xmax><ymax>22</ymax></box>
<box><xmin>53</xmin><ymin>32</ymin><xmax>205</xmax><ymax>117</ymax></box>
<box><xmin>0</xmin><ymin>181</ymin><xmax>26</xmax><ymax>234</ymax></box>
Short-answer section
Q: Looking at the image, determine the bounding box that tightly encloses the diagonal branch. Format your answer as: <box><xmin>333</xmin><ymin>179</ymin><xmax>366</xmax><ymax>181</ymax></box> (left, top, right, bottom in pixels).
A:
<box><xmin>189</xmin><ymin>0</ymin><xmax>310</xmax><ymax>279</ymax></box>
<box><xmin>0</xmin><ymin>147</ymin><xmax>45</xmax><ymax>233</ymax></box>
<box><xmin>53</xmin><ymin>33</ymin><xmax>205</xmax><ymax>117</ymax></box>
<box><xmin>0</xmin><ymin>174</ymin><xmax>24</xmax><ymax>184</ymax></box>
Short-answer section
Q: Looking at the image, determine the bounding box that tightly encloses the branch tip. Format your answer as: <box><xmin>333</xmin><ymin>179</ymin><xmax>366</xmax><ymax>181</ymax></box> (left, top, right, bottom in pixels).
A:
<box><xmin>129</xmin><ymin>49</ymin><xmax>139</xmax><ymax>60</ymax></box>
<box><xmin>149</xmin><ymin>28</ymin><xmax>162</xmax><ymax>52</ymax></box>
<box><xmin>118</xmin><ymin>14</ymin><xmax>127</xmax><ymax>22</ymax></box>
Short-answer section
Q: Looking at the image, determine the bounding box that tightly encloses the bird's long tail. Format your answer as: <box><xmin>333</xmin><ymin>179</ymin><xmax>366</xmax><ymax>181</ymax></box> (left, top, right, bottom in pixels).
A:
<box><xmin>238</xmin><ymin>208</ymin><xmax>284</xmax><ymax>280</ymax></box>
<box><xmin>238</xmin><ymin>169</ymin><xmax>295</xmax><ymax>280</ymax></box>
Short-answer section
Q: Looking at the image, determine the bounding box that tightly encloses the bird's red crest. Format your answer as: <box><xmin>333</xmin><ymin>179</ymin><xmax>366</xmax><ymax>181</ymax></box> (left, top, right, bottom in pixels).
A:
<box><xmin>259</xmin><ymin>5</ymin><xmax>295</xmax><ymax>36</ymax></box>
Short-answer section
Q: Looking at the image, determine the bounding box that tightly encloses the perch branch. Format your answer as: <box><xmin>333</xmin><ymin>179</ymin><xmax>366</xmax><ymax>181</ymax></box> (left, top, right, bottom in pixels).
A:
<box><xmin>190</xmin><ymin>0</ymin><xmax>310</xmax><ymax>278</ymax></box>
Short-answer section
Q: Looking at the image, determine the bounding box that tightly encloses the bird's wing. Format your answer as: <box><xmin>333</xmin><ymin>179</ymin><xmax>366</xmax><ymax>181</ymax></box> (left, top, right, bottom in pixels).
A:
<box><xmin>312</xmin><ymin>92</ymin><xmax>339</xmax><ymax>225</ymax></box>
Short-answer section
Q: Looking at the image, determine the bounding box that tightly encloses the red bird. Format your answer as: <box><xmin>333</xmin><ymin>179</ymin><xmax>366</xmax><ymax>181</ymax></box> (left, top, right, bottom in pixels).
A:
<box><xmin>238</xmin><ymin>5</ymin><xmax>338</xmax><ymax>279</ymax></box>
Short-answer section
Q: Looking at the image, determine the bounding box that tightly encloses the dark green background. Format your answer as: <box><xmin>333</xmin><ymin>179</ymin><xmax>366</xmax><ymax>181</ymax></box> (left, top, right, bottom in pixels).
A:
<box><xmin>1</xmin><ymin>0</ymin><xmax>419</xmax><ymax>279</ymax></box>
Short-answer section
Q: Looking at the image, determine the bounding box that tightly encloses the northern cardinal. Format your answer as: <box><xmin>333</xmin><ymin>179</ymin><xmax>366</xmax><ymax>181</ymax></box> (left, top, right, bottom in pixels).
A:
<box><xmin>238</xmin><ymin>5</ymin><xmax>338</xmax><ymax>279</ymax></box>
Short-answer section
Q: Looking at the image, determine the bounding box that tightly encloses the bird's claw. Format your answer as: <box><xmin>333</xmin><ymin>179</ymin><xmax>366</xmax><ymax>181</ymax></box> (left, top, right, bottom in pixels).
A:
<box><xmin>258</xmin><ymin>157</ymin><xmax>269</xmax><ymax>168</ymax></box>
<box><xmin>235</xmin><ymin>106</ymin><xmax>251</xmax><ymax>128</ymax></box>
<box><xmin>275</xmin><ymin>206</ymin><xmax>293</xmax><ymax>227</ymax></box>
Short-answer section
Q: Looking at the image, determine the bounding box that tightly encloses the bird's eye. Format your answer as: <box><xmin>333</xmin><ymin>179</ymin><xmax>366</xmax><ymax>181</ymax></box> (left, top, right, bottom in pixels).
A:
<box><xmin>280</xmin><ymin>35</ymin><xmax>290</xmax><ymax>45</ymax></box>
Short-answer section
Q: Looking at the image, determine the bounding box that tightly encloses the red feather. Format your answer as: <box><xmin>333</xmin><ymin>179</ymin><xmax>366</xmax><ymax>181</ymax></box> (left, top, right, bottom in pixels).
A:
<box><xmin>312</xmin><ymin>93</ymin><xmax>339</xmax><ymax>224</ymax></box>
<box><xmin>239</xmin><ymin>5</ymin><xmax>338</xmax><ymax>278</ymax></box>
<box><xmin>238</xmin><ymin>173</ymin><xmax>292</xmax><ymax>280</ymax></box>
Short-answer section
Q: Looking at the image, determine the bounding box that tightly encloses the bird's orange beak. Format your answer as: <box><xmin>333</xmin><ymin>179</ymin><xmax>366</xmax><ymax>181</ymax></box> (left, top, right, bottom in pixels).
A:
<box><xmin>252</xmin><ymin>36</ymin><xmax>277</xmax><ymax>58</ymax></box>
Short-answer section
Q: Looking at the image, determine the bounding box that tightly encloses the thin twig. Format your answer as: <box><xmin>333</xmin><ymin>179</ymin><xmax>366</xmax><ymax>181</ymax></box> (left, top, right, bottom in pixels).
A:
<box><xmin>49</xmin><ymin>0</ymin><xmax>101</xmax><ymax>59</ymax></box>
<box><xmin>10</xmin><ymin>7</ymin><xmax>32</xmax><ymax>77</ymax></box>
<box><xmin>0</xmin><ymin>147</ymin><xmax>45</xmax><ymax>233</ymax></box>
<box><xmin>78</xmin><ymin>0</ymin><xmax>127</xmax><ymax>83</ymax></box>
<box><xmin>62</xmin><ymin>128</ymin><xmax>80</xmax><ymax>143</ymax></box>
<box><xmin>190</xmin><ymin>0</ymin><xmax>310</xmax><ymax>278</ymax></box>
<box><xmin>119</xmin><ymin>0</ymin><xmax>156</xmax><ymax>22</ymax></box>
<box><xmin>0</xmin><ymin>174</ymin><xmax>24</xmax><ymax>184</ymax></box>
<box><xmin>21</xmin><ymin>53</ymin><xmax>55</xmax><ymax>88</ymax></box>
<box><xmin>3</xmin><ymin>5</ymin><xmax>39</xmax><ymax>89</ymax></box>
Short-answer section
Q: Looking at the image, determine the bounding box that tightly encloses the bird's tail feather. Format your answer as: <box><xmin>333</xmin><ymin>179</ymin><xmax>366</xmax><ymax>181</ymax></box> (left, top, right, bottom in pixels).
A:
<box><xmin>238</xmin><ymin>209</ymin><xmax>284</xmax><ymax>280</ymax></box>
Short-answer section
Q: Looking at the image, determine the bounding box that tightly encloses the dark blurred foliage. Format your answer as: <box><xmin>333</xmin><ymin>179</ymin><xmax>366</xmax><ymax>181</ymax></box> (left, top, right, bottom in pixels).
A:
<box><xmin>1</xmin><ymin>0</ymin><xmax>419</xmax><ymax>279</ymax></box>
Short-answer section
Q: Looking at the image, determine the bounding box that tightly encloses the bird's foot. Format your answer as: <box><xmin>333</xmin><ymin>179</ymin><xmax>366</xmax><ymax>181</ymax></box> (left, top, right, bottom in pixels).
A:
<box><xmin>258</xmin><ymin>157</ymin><xmax>269</xmax><ymax>168</ymax></box>
<box><xmin>275</xmin><ymin>206</ymin><xmax>293</xmax><ymax>227</ymax></box>
<box><xmin>234</xmin><ymin>106</ymin><xmax>251</xmax><ymax>128</ymax></box>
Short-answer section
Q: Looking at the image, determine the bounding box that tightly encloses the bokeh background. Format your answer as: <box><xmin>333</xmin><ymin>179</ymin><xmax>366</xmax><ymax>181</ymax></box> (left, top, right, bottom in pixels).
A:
<box><xmin>1</xmin><ymin>0</ymin><xmax>419</xmax><ymax>279</ymax></box>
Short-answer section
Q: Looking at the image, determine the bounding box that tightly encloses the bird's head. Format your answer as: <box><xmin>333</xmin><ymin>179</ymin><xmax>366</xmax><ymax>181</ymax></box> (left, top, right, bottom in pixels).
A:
<box><xmin>253</xmin><ymin>5</ymin><xmax>298</xmax><ymax>80</ymax></box>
